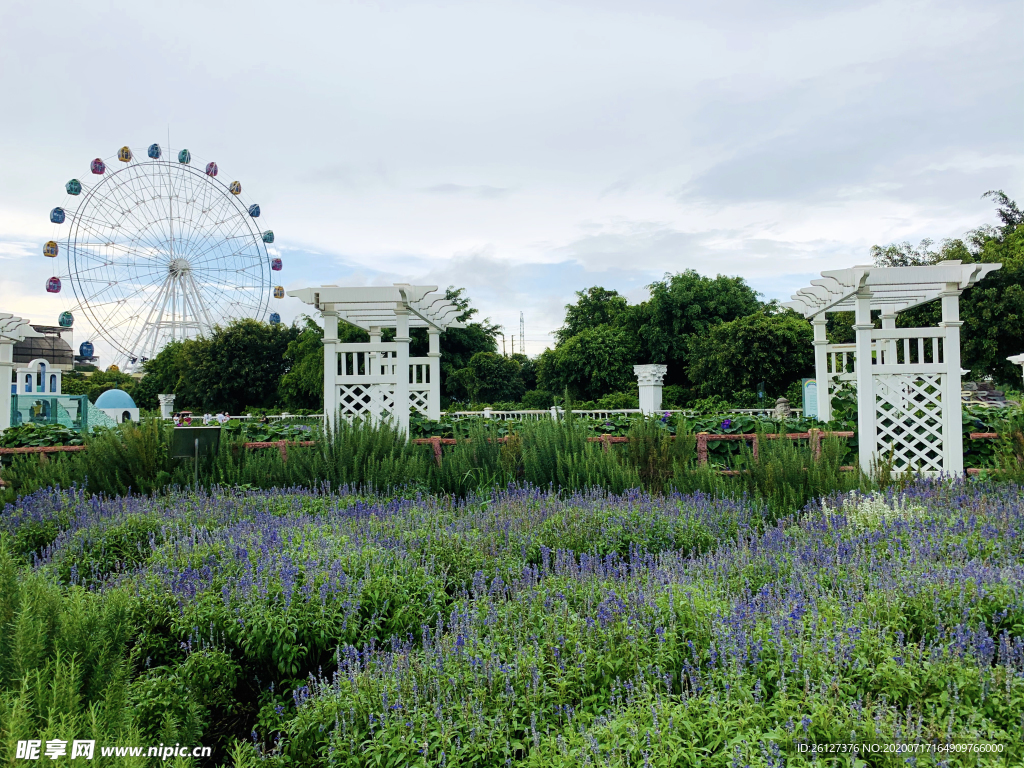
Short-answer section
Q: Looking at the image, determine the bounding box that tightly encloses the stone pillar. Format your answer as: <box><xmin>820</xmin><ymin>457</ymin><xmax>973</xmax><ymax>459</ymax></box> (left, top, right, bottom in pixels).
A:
<box><xmin>853</xmin><ymin>292</ymin><xmax>874</xmax><ymax>474</ymax></box>
<box><xmin>0</xmin><ymin>340</ymin><xmax>14</xmax><ymax>434</ymax></box>
<box><xmin>812</xmin><ymin>314</ymin><xmax>830</xmax><ymax>421</ymax></box>
<box><xmin>634</xmin><ymin>364</ymin><xmax>668</xmax><ymax>415</ymax></box>
<box><xmin>158</xmin><ymin>394</ymin><xmax>176</xmax><ymax>419</ymax></box>
<box><xmin>322</xmin><ymin>309</ymin><xmax>339</xmax><ymax>428</ymax></box>
<box><xmin>427</xmin><ymin>328</ymin><xmax>441</xmax><ymax>420</ymax></box>
<box><xmin>940</xmin><ymin>284</ymin><xmax>965</xmax><ymax>475</ymax></box>
<box><xmin>394</xmin><ymin>307</ymin><xmax>411</xmax><ymax>438</ymax></box>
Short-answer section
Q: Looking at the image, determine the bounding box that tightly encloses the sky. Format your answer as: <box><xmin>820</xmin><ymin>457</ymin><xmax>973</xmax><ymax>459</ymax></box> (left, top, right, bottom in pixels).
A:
<box><xmin>0</xmin><ymin>0</ymin><xmax>1021</xmax><ymax>363</ymax></box>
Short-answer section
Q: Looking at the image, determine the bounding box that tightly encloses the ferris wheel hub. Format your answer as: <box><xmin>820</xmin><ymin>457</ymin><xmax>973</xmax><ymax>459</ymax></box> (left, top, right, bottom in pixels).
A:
<box><xmin>168</xmin><ymin>258</ymin><xmax>191</xmax><ymax>278</ymax></box>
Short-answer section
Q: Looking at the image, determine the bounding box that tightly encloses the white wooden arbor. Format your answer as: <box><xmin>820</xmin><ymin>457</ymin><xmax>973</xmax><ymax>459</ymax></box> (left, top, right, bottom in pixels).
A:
<box><xmin>784</xmin><ymin>261</ymin><xmax>1000</xmax><ymax>475</ymax></box>
<box><xmin>0</xmin><ymin>314</ymin><xmax>44</xmax><ymax>434</ymax></box>
<box><xmin>288</xmin><ymin>284</ymin><xmax>465</xmax><ymax>436</ymax></box>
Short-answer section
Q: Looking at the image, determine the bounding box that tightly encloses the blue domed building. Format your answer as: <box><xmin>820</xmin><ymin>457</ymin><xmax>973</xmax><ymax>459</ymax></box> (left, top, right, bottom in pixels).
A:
<box><xmin>95</xmin><ymin>388</ymin><xmax>139</xmax><ymax>424</ymax></box>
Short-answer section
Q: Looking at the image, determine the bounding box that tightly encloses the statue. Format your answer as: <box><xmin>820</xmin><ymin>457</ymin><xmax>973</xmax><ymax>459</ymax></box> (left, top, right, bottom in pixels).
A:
<box><xmin>773</xmin><ymin>396</ymin><xmax>792</xmax><ymax>420</ymax></box>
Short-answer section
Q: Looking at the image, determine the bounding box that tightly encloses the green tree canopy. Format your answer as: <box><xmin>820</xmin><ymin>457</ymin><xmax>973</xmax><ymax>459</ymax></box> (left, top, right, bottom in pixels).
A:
<box><xmin>457</xmin><ymin>352</ymin><xmax>525</xmax><ymax>403</ymax></box>
<box><xmin>554</xmin><ymin>286</ymin><xmax>630</xmax><ymax>344</ymax></box>
<box><xmin>636</xmin><ymin>270</ymin><xmax>763</xmax><ymax>387</ymax></box>
<box><xmin>61</xmin><ymin>368</ymin><xmax>139</xmax><ymax>405</ymax></box>
<box><xmin>687</xmin><ymin>306</ymin><xmax>814</xmax><ymax>400</ymax></box>
<box><xmin>537</xmin><ymin>324</ymin><xmax>637</xmax><ymax>401</ymax></box>
<box><xmin>133</xmin><ymin>320</ymin><xmax>300</xmax><ymax>413</ymax></box>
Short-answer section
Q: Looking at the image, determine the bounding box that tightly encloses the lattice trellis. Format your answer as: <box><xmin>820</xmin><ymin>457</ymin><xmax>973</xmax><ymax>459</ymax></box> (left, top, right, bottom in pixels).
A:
<box><xmin>337</xmin><ymin>384</ymin><xmax>395</xmax><ymax>419</ymax></box>
<box><xmin>409</xmin><ymin>388</ymin><xmax>429</xmax><ymax>416</ymax></box>
<box><xmin>874</xmin><ymin>374</ymin><xmax>945</xmax><ymax>473</ymax></box>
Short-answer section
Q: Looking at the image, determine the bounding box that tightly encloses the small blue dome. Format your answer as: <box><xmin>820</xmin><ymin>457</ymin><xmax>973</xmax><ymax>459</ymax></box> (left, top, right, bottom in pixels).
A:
<box><xmin>95</xmin><ymin>389</ymin><xmax>137</xmax><ymax>409</ymax></box>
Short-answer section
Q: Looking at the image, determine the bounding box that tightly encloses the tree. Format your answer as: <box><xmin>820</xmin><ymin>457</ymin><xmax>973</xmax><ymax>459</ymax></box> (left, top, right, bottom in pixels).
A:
<box><xmin>555</xmin><ymin>287</ymin><xmax>630</xmax><ymax>344</ymax></box>
<box><xmin>131</xmin><ymin>341</ymin><xmax>187</xmax><ymax>410</ymax></box>
<box><xmin>635</xmin><ymin>271</ymin><xmax>762</xmax><ymax>388</ymax></box>
<box><xmin>511</xmin><ymin>353</ymin><xmax>537</xmax><ymax>391</ymax></box>
<box><xmin>537</xmin><ymin>324</ymin><xmax>636</xmax><ymax>401</ymax></box>
<box><xmin>61</xmin><ymin>368</ymin><xmax>139</xmax><ymax>404</ymax></box>
<box><xmin>459</xmin><ymin>352</ymin><xmax>525</xmax><ymax>403</ymax></box>
<box><xmin>687</xmin><ymin>307</ymin><xmax>814</xmax><ymax>400</ymax></box>
<box><xmin>132</xmin><ymin>320</ymin><xmax>300</xmax><ymax>413</ymax></box>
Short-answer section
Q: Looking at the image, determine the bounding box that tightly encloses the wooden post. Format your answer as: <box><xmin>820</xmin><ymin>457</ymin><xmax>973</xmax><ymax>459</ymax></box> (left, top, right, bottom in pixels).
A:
<box><xmin>697</xmin><ymin>432</ymin><xmax>709</xmax><ymax>465</ymax></box>
<box><xmin>430</xmin><ymin>436</ymin><xmax>443</xmax><ymax>466</ymax></box>
<box><xmin>810</xmin><ymin>428</ymin><xmax>821</xmax><ymax>462</ymax></box>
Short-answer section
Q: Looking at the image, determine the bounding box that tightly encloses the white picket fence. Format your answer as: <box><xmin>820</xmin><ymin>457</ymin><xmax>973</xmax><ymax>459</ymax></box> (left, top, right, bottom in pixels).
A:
<box><xmin>449</xmin><ymin>407</ymin><xmax>802</xmax><ymax>421</ymax></box>
<box><xmin>175</xmin><ymin>407</ymin><xmax>802</xmax><ymax>423</ymax></box>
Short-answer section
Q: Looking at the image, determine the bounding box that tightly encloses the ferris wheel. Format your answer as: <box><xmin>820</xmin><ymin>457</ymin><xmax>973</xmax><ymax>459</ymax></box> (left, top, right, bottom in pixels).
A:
<box><xmin>44</xmin><ymin>144</ymin><xmax>284</xmax><ymax>370</ymax></box>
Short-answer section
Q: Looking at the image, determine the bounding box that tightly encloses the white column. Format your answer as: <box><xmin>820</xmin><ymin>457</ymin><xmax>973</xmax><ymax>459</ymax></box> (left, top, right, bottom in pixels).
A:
<box><xmin>394</xmin><ymin>307</ymin><xmax>411</xmax><ymax>438</ymax></box>
<box><xmin>368</xmin><ymin>326</ymin><xmax>382</xmax><ymax>377</ymax></box>
<box><xmin>427</xmin><ymin>328</ymin><xmax>441</xmax><ymax>420</ymax></box>
<box><xmin>0</xmin><ymin>340</ymin><xmax>14</xmax><ymax>433</ymax></box>
<box><xmin>634</xmin><ymin>364</ymin><xmax>668</xmax><ymax>415</ymax></box>
<box><xmin>812</xmin><ymin>314</ymin><xmax>830</xmax><ymax>422</ymax></box>
<box><xmin>158</xmin><ymin>393</ymin><xmax>176</xmax><ymax>419</ymax></box>
<box><xmin>940</xmin><ymin>284</ymin><xmax>964</xmax><ymax>475</ymax></box>
<box><xmin>880</xmin><ymin>313</ymin><xmax>898</xmax><ymax>366</ymax></box>
<box><xmin>322</xmin><ymin>309</ymin><xmax>339</xmax><ymax>428</ymax></box>
<box><xmin>853</xmin><ymin>292</ymin><xmax>874</xmax><ymax>474</ymax></box>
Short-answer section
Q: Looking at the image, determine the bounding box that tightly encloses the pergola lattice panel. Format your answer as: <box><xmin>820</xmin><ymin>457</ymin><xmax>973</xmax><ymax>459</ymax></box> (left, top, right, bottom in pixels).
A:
<box><xmin>874</xmin><ymin>374</ymin><xmax>945</xmax><ymax>473</ymax></box>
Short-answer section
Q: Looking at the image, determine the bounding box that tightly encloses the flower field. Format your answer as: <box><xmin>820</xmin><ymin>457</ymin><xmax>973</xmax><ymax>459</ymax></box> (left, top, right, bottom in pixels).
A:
<box><xmin>1</xmin><ymin>478</ymin><xmax>1023</xmax><ymax>766</ymax></box>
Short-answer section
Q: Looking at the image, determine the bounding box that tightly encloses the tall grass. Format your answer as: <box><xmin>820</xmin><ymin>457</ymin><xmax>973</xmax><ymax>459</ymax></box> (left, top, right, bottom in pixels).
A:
<box><xmin>520</xmin><ymin>414</ymin><xmax>640</xmax><ymax>493</ymax></box>
<box><xmin>0</xmin><ymin>415</ymin><xmax>868</xmax><ymax>515</ymax></box>
<box><xmin>0</xmin><ymin>537</ymin><xmax>150</xmax><ymax>765</ymax></box>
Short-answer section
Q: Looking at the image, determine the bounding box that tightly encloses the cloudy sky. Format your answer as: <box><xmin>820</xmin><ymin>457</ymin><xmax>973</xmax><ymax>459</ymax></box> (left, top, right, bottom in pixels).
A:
<box><xmin>1</xmin><ymin>0</ymin><xmax>1021</xmax><ymax>361</ymax></box>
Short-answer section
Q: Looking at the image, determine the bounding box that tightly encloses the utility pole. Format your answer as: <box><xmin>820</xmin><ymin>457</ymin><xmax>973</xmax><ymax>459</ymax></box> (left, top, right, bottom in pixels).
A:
<box><xmin>501</xmin><ymin>333</ymin><xmax>506</xmax><ymax>356</ymax></box>
<box><xmin>520</xmin><ymin>311</ymin><xmax>525</xmax><ymax>356</ymax></box>
<box><xmin>511</xmin><ymin>335</ymin><xmax>515</xmax><ymax>355</ymax></box>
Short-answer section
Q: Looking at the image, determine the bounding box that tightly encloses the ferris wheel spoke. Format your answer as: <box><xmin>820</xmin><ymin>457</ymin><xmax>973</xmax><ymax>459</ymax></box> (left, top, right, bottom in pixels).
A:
<box><xmin>172</xmin><ymin>170</ymin><xmax>221</xmax><ymax>259</ymax></box>
<box><xmin>73</xmin><ymin>192</ymin><xmax>170</xmax><ymax>261</ymax></box>
<box><xmin>86</xmin><ymin>170</ymin><xmax>174</xmax><ymax>251</ymax></box>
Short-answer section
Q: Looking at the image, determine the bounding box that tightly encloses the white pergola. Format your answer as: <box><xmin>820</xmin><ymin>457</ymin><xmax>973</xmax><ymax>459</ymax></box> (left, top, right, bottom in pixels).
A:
<box><xmin>784</xmin><ymin>260</ymin><xmax>1001</xmax><ymax>475</ymax></box>
<box><xmin>0</xmin><ymin>314</ymin><xmax>44</xmax><ymax>433</ymax></box>
<box><xmin>1009</xmin><ymin>354</ymin><xmax>1024</xmax><ymax>385</ymax></box>
<box><xmin>288</xmin><ymin>284</ymin><xmax>465</xmax><ymax>435</ymax></box>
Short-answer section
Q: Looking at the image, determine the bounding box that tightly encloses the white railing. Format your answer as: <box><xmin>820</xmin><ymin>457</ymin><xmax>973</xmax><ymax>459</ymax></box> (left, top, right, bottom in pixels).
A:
<box><xmin>445</xmin><ymin>407</ymin><xmax>802</xmax><ymax>421</ymax></box>
<box><xmin>870</xmin><ymin>328</ymin><xmax>945</xmax><ymax>371</ymax></box>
